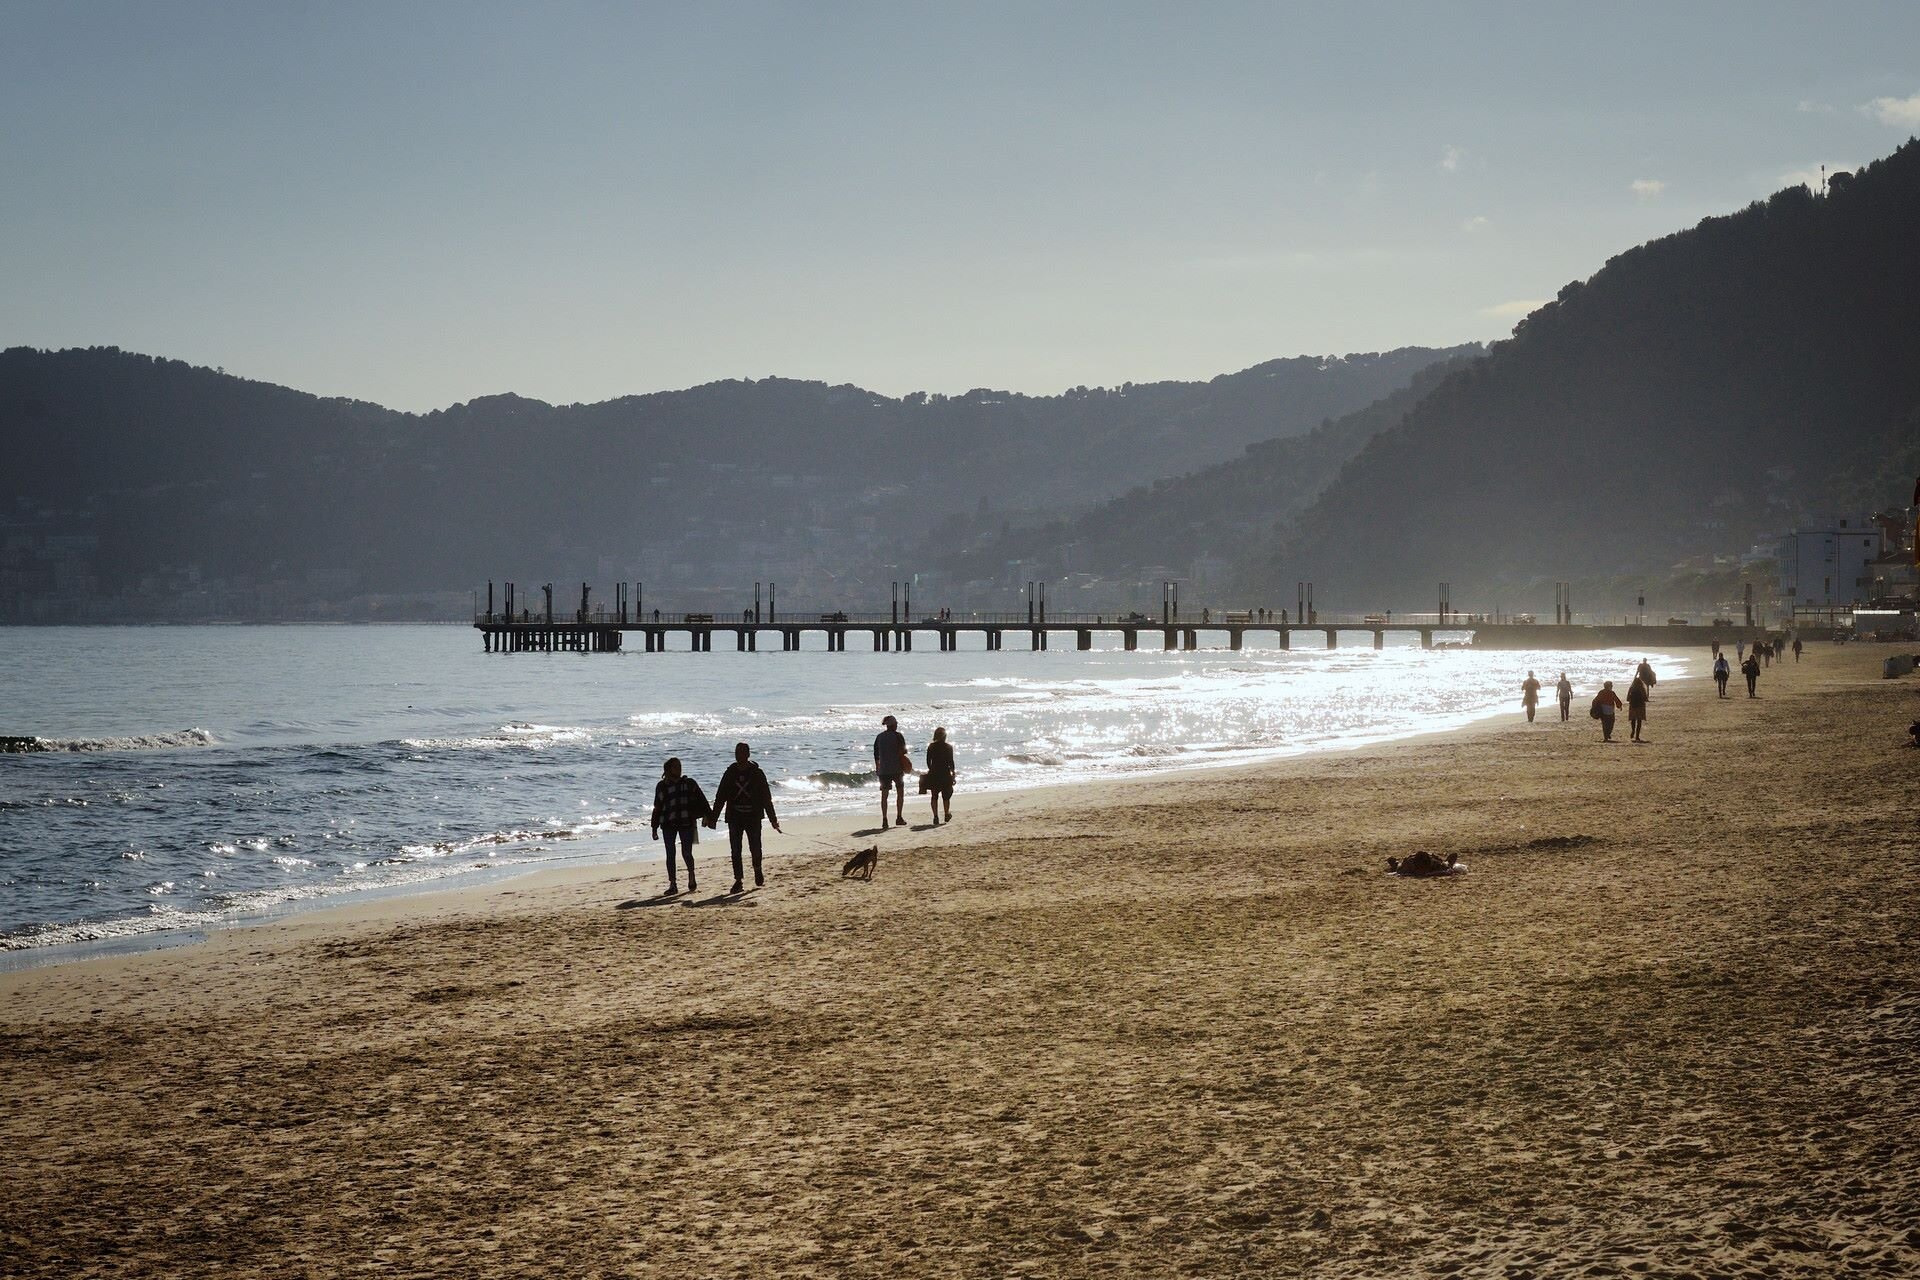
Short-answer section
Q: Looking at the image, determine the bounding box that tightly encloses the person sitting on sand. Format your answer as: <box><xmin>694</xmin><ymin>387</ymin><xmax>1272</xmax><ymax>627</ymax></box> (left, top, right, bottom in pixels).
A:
<box><xmin>1387</xmin><ymin>851</ymin><xmax>1458</xmax><ymax>876</ymax></box>
<box><xmin>650</xmin><ymin>757</ymin><xmax>710</xmax><ymax>897</ymax></box>
<box><xmin>1626</xmin><ymin>674</ymin><xmax>1650</xmax><ymax>742</ymax></box>
<box><xmin>1592</xmin><ymin>681</ymin><xmax>1624</xmax><ymax>741</ymax></box>
<box><xmin>1556</xmin><ymin>673</ymin><xmax>1574</xmax><ymax>721</ymax></box>
<box><xmin>1713</xmin><ymin>653</ymin><xmax>1731</xmax><ymax>698</ymax></box>
<box><xmin>921</xmin><ymin>726</ymin><xmax>956</xmax><ymax>825</ymax></box>
<box><xmin>1741</xmin><ymin>653</ymin><xmax>1761</xmax><ymax>698</ymax></box>
<box><xmin>1521</xmin><ymin>671</ymin><xmax>1541</xmax><ymax>723</ymax></box>
<box><xmin>705</xmin><ymin>742</ymin><xmax>782</xmax><ymax>894</ymax></box>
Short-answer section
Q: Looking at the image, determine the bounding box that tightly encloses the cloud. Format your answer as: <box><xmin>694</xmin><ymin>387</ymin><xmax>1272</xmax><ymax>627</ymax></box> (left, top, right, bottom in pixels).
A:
<box><xmin>1479</xmin><ymin>299</ymin><xmax>1546</xmax><ymax>320</ymax></box>
<box><xmin>1630</xmin><ymin>178</ymin><xmax>1666</xmax><ymax>199</ymax></box>
<box><xmin>1863</xmin><ymin>92</ymin><xmax>1920</xmax><ymax>126</ymax></box>
<box><xmin>1796</xmin><ymin>99</ymin><xmax>1835</xmax><ymax>114</ymax></box>
<box><xmin>1440</xmin><ymin>144</ymin><xmax>1464</xmax><ymax>172</ymax></box>
<box><xmin>1461</xmin><ymin>215</ymin><xmax>1490</xmax><ymax>233</ymax></box>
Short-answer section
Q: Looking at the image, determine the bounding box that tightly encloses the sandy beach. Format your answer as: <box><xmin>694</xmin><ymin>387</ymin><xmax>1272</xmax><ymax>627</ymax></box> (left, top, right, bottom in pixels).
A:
<box><xmin>4</xmin><ymin>645</ymin><xmax>1917</xmax><ymax>1278</ymax></box>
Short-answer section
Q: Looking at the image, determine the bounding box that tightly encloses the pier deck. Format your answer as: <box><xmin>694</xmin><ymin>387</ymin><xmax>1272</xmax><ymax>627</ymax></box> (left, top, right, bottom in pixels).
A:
<box><xmin>473</xmin><ymin>609</ymin><xmax>1768</xmax><ymax>654</ymax></box>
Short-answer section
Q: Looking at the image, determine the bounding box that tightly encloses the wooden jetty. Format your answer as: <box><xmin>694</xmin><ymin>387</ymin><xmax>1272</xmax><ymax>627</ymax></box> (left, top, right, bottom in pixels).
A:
<box><xmin>472</xmin><ymin>584</ymin><xmax>1769</xmax><ymax>654</ymax></box>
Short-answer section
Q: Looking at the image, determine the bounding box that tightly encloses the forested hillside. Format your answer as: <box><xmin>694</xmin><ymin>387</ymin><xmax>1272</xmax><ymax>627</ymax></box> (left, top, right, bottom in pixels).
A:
<box><xmin>1246</xmin><ymin>141</ymin><xmax>1920</xmax><ymax>611</ymax></box>
<box><xmin>0</xmin><ymin>344</ymin><xmax>1464</xmax><ymax>618</ymax></box>
<box><xmin>920</xmin><ymin>355</ymin><xmax>1476</xmax><ymax>587</ymax></box>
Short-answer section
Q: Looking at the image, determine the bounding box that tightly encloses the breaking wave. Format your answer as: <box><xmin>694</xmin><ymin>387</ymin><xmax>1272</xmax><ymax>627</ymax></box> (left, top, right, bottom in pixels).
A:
<box><xmin>4</xmin><ymin>728</ymin><xmax>215</xmax><ymax>754</ymax></box>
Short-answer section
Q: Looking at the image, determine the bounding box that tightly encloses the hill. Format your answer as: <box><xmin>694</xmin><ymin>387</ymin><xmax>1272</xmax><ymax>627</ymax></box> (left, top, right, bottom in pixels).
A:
<box><xmin>0</xmin><ymin>345</ymin><xmax>1465</xmax><ymax>619</ymax></box>
<box><xmin>917</xmin><ymin>354</ymin><xmax>1477</xmax><ymax>600</ymax></box>
<box><xmin>1246</xmin><ymin>141</ymin><xmax>1920</xmax><ymax>613</ymax></box>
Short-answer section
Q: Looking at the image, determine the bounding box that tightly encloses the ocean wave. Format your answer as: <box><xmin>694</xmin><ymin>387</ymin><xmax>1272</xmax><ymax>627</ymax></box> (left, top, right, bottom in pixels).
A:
<box><xmin>398</xmin><ymin>725</ymin><xmax>592</xmax><ymax>751</ymax></box>
<box><xmin>0</xmin><ymin>856</ymin><xmax>545</xmax><ymax>951</ymax></box>
<box><xmin>5</xmin><ymin>728</ymin><xmax>215</xmax><ymax>753</ymax></box>
<box><xmin>392</xmin><ymin>813</ymin><xmax>630</xmax><ymax>859</ymax></box>
<box><xmin>784</xmin><ymin>768</ymin><xmax>879</xmax><ymax>790</ymax></box>
<box><xmin>1005</xmin><ymin>752</ymin><xmax>1064</xmax><ymax>767</ymax></box>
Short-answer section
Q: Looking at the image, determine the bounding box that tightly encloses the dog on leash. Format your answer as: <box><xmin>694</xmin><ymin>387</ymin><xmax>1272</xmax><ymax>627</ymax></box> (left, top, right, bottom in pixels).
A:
<box><xmin>842</xmin><ymin>845</ymin><xmax>878</xmax><ymax>881</ymax></box>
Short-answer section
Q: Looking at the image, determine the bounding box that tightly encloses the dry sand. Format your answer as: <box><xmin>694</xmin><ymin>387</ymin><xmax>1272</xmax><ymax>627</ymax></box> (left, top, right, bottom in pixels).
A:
<box><xmin>4</xmin><ymin>645</ymin><xmax>1918</xmax><ymax>1278</ymax></box>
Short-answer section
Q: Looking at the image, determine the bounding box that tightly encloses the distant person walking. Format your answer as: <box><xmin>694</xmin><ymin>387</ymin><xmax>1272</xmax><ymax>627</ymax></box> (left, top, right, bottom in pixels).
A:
<box><xmin>1521</xmin><ymin>671</ymin><xmax>1541</xmax><ymax>723</ymax></box>
<box><xmin>874</xmin><ymin>715</ymin><xmax>910</xmax><ymax>828</ymax></box>
<box><xmin>1592</xmin><ymin>681</ymin><xmax>1624</xmax><ymax>742</ymax></box>
<box><xmin>922</xmin><ymin>726</ymin><xmax>956</xmax><ymax>825</ymax></box>
<box><xmin>705</xmin><ymin>742</ymin><xmax>781</xmax><ymax>893</ymax></box>
<box><xmin>1713</xmin><ymin>653</ymin><xmax>1731</xmax><ymax>698</ymax></box>
<box><xmin>1626</xmin><ymin>675</ymin><xmax>1651</xmax><ymax>742</ymax></box>
<box><xmin>1793</xmin><ymin>637</ymin><xmax>1803</xmax><ymax>662</ymax></box>
<box><xmin>1741</xmin><ymin>653</ymin><xmax>1761</xmax><ymax>698</ymax></box>
<box><xmin>1556</xmin><ymin>673</ymin><xmax>1573</xmax><ymax>721</ymax></box>
<box><xmin>649</xmin><ymin>757</ymin><xmax>709</xmax><ymax>897</ymax></box>
<box><xmin>1634</xmin><ymin>658</ymin><xmax>1658</xmax><ymax>693</ymax></box>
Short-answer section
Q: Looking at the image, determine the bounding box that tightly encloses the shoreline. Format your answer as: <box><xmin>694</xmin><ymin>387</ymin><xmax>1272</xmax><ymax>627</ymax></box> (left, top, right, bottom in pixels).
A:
<box><xmin>5</xmin><ymin>645</ymin><xmax>1913</xmax><ymax>1276</ymax></box>
<box><xmin>1</xmin><ymin>646</ymin><xmax>1695</xmax><ymax>968</ymax></box>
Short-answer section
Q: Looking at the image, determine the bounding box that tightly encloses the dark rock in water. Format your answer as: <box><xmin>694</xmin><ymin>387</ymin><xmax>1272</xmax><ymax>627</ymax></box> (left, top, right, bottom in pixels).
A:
<box><xmin>1</xmin><ymin>736</ymin><xmax>49</xmax><ymax>753</ymax></box>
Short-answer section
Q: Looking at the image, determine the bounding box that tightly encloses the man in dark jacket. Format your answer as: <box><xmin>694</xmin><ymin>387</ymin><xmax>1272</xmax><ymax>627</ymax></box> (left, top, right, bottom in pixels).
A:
<box><xmin>705</xmin><ymin>741</ymin><xmax>782</xmax><ymax>893</ymax></box>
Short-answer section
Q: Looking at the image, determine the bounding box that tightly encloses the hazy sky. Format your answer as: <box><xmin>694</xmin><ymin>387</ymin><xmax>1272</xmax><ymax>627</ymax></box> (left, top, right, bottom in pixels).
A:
<box><xmin>4</xmin><ymin>1</ymin><xmax>1917</xmax><ymax>410</ymax></box>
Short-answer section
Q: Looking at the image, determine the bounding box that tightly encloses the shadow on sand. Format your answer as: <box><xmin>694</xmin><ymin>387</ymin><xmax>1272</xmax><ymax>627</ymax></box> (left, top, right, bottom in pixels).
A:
<box><xmin>617</xmin><ymin>894</ymin><xmax>691</xmax><ymax>910</ymax></box>
<box><xmin>683</xmin><ymin>889</ymin><xmax>758</xmax><ymax>908</ymax></box>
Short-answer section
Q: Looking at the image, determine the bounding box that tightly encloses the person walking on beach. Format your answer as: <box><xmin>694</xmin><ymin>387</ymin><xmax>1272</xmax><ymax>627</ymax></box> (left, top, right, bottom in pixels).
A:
<box><xmin>1626</xmin><ymin>674</ymin><xmax>1651</xmax><ymax>742</ymax></box>
<box><xmin>649</xmin><ymin>757</ymin><xmax>709</xmax><ymax>896</ymax></box>
<box><xmin>1713</xmin><ymin>652</ymin><xmax>1731</xmax><ymax>698</ymax></box>
<box><xmin>1521</xmin><ymin>671</ymin><xmax>1542</xmax><ymax>723</ymax></box>
<box><xmin>705</xmin><ymin>742</ymin><xmax>781</xmax><ymax>893</ymax></box>
<box><xmin>922</xmin><ymin>726</ymin><xmax>956</xmax><ymax>825</ymax></box>
<box><xmin>1793</xmin><ymin>636</ymin><xmax>1803</xmax><ymax>662</ymax></box>
<box><xmin>1741</xmin><ymin>652</ymin><xmax>1761</xmax><ymax>698</ymax></box>
<box><xmin>1634</xmin><ymin>658</ymin><xmax>1658</xmax><ymax>693</ymax></box>
<box><xmin>1556</xmin><ymin>672</ymin><xmax>1574</xmax><ymax>721</ymax></box>
<box><xmin>1592</xmin><ymin>681</ymin><xmax>1624</xmax><ymax>742</ymax></box>
<box><xmin>874</xmin><ymin>715</ymin><xmax>909</xmax><ymax>828</ymax></box>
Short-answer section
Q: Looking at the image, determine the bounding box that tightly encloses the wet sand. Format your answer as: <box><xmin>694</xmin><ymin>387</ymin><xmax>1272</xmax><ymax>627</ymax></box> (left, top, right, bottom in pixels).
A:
<box><xmin>5</xmin><ymin>645</ymin><xmax>1917</xmax><ymax>1277</ymax></box>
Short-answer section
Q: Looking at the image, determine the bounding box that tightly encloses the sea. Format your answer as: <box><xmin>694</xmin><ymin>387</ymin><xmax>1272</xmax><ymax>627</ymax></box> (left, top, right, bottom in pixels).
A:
<box><xmin>0</xmin><ymin>625</ymin><xmax>1679</xmax><ymax>959</ymax></box>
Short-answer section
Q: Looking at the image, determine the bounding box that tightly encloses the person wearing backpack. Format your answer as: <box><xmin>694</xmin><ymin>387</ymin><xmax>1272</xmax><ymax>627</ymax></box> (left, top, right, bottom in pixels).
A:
<box><xmin>705</xmin><ymin>741</ymin><xmax>783</xmax><ymax>893</ymax></box>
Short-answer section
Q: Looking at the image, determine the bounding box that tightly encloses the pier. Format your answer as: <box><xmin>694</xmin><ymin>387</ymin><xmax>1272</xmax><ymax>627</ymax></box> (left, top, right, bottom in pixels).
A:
<box><xmin>472</xmin><ymin>584</ymin><xmax>1768</xmax><ymax>654</ymax></box>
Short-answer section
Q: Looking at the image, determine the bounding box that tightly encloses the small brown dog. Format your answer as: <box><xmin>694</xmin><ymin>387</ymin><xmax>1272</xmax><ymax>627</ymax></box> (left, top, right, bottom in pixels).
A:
<box><xmin>842</xmin><ymin>845</ymin><xmax>878</xmax><ymax>881</ymax></box>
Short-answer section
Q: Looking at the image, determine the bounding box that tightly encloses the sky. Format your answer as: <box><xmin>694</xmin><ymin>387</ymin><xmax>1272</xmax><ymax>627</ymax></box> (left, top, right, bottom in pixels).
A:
<box><xmin>3</xmin><ymin>1</ymin><xmax>1917</xmax><ymax>411</ymax></box>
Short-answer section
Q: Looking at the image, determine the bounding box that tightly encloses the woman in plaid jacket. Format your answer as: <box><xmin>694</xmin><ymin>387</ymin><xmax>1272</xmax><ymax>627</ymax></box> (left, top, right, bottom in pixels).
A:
<box><xmin>650</xmin><ymin>757</ymin><xmax>711</xmax><ymax>896</ymax></box>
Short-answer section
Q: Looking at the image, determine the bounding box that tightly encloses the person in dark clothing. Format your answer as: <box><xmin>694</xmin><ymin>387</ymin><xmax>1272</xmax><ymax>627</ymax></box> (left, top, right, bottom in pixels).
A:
<box><xmin>1634</xmin><ymin>658</ymin><xmax>1658</xmax><ymax>692</ymax></box>
<box><xmin>1592</xmin><ymin>681</ymin><xmax>1624</xmax><ymax>741</ymax></box>
<box><xmin>1741</xmin><ymin>654</ymin><xmax>1761</xmax><ymax>698</ymax></box>
<box><xmin>1713</xmin><ymin>653</ymin><xmax>1731</xmax><ymax>697</ymax></box>
<box><xmin>1626</xmin><ymin>675</ymin><xmax>1650</xmax><ymax>742</ymax></box>
<box><xmin>705</xmin><ymin>741</ymin><xmax>782</xmax><ymax>893</ymax></box>
<box><xmin>874</xmin><ymin>714</ymin><xmax>909</xmax><ymax>828</ymax></box>
<box><xmin>1793</xmin><ymin>637</ymin><xmax>1803</xmax><ymax>662</ymax></box>
<box><xmin>650</xmin><ymin>757</ymin><xmax>709</xmax><ymax>896</ymax></box>
<box><xmin>1521</xmin><ymin>671</ymin><xmax>1541</xmax><ymax>723</ymax></box>
<box><xmin>922</xmin><ymin>726</ymin><xmax>956</xmax><ymax>825</ymax></box>
<box><xmin>1556</xmin><ymin>673</ymin><xmax>1574</xmax><ymax>721</ymax></box>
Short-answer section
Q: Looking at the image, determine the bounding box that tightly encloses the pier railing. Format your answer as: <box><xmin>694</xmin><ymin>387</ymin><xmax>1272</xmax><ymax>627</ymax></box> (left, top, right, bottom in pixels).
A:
<box><xmin>472</xmin><ymin>608</ymin><xmax>1484</xmax><ymax>628</ymax></box>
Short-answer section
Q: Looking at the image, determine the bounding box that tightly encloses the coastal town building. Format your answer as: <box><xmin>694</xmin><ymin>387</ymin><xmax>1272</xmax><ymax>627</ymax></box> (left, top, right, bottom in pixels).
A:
<box><xmin>1776</xmin><ymin>516</ymin><xmax>1884</xmax><ymax>608</ymax></box>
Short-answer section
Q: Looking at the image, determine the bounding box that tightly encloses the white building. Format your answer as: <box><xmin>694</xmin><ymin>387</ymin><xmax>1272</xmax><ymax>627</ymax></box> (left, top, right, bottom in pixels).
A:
<box><xmin>1777</xmin><ymin>517</ymin><xmax>1884</xmax><ymax>607</ymax></box>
